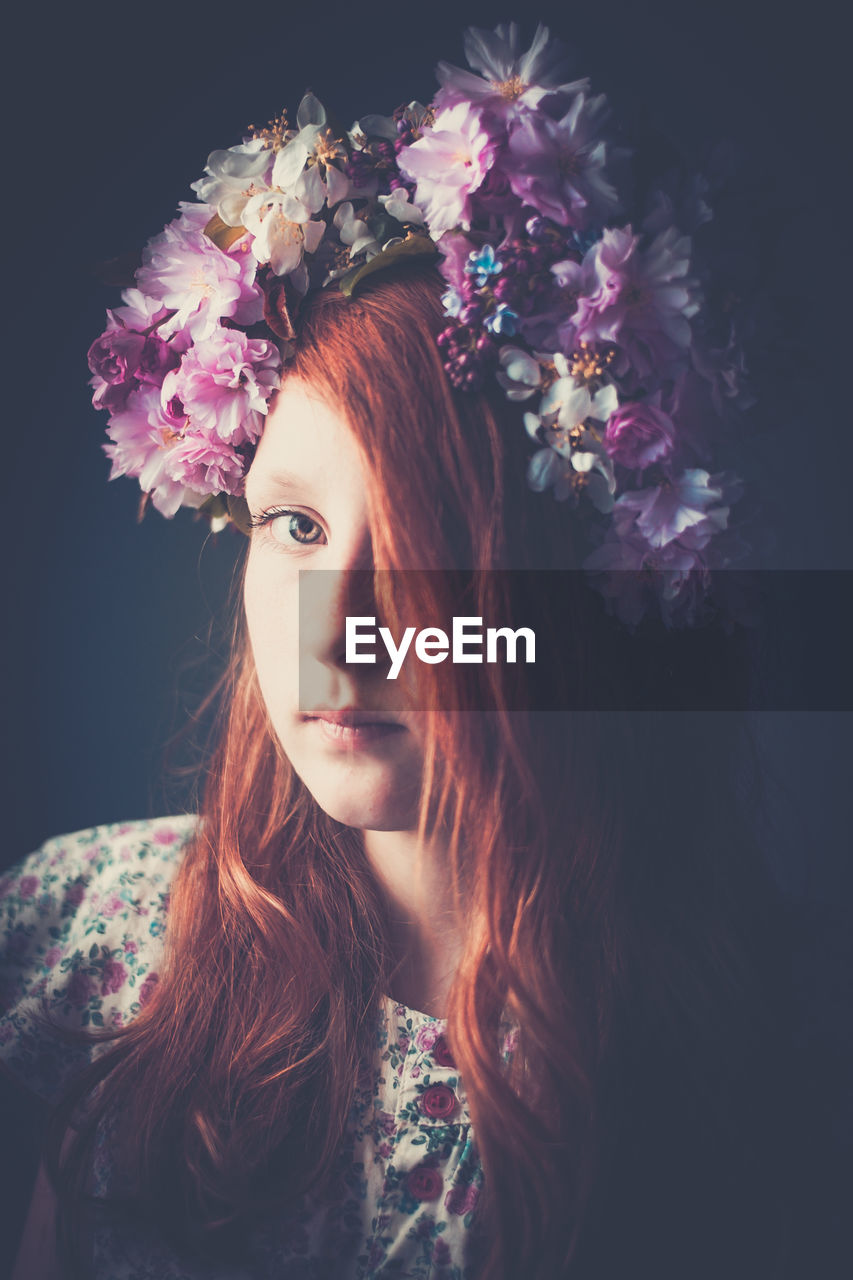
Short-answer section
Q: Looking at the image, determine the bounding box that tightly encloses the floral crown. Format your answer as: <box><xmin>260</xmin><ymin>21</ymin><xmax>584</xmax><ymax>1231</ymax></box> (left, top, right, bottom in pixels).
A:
<box><xmin>88</xmin><ymin>21</ymin><xmax>754</xmax><ymax>626</ymax></box>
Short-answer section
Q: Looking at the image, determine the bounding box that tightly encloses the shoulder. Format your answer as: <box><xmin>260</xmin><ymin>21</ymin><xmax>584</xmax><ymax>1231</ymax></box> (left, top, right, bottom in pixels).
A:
<box><xmin>0</xmin><ymin>815</ymin><xmax>197</xmax><ymax>1102</ymax></box>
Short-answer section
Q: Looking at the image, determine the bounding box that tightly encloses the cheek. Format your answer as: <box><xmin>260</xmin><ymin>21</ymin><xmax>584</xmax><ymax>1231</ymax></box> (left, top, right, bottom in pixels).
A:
<box><xmin>243</xmin><ymin>549</ymin><xmax>300</xmax><ymax>720</ymax></box>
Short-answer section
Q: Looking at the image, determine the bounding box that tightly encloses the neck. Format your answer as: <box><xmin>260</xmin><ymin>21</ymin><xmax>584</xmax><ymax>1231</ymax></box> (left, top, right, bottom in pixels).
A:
<box><xmin>362</xmin><ymin>826</ymin><xmax>464</xmax><ymax>1019</ymax></box>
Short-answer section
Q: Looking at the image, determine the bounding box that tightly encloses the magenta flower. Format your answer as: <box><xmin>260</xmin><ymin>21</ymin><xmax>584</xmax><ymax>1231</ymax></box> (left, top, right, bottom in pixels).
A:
<box><xmin>138</xmin><ymin>972</ymin><xmax>159</xmax><ymax>1007</ymax></box>
<box><xmin>161</xmin><ymin>328</ymin><xmax>280</xmax><ymax>446</ymax></box>
<box><xmin>100</xmin><ymin>960</ymin><xmax>127</xmax><ymax>996</ymax></box>
<box><xmin>603</xmin><ymin>401</ymin><xmax>677</xmax><ymax>470</ymax></box>
<box><xmin>18</xmin><ymin>875</ymin><xmax>39</xmax><ymax>899</ymax></box>
<box><xmin>573</xmin><ymin>226</ymin><xmax>699</xmax><ymax>379</ymax></box>
<box><xmin>136</xmin><ymin>209</ymin><xmax>263</xmax><ymax>342</ymax></box>
<box><xmin>397</xmin><ymin>103</ymin><xmax>497</xmax><ymax>236</ymax></box>
<box><xmin>506</xmin><ymin>94</ymin><xmax>618</xmax><ymax>229</ymax></box>
<box><xmin>445</xmin><ymin>1182</ymin><xmax>479</xmax><ymax>1215</ymax></box>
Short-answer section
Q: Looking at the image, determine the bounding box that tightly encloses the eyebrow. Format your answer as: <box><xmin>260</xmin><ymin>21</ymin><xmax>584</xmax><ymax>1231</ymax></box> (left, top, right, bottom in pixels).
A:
<box><xmin>245</xmin><ymin>469</ymin><xmax>315</xmax><ymax>498</ymax></box>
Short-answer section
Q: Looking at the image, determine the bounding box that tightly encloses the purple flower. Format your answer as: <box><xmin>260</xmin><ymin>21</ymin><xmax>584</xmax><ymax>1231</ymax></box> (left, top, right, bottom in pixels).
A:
<box><xmin>161</xmin><ymin>329</ymin><xmax>280</xmax><ymax>447</ymax></box>
<box><xmin>435</xmin><ymin>22</ymin><xmax>588</xmax><ymax>121</ymax></box>
<box><xmin>506</xmin><ymin>94</ymin><xmax>618</xmax><ymax>229</ymax></box>
<box><xmin>88</xmin><ymin>328</ymin><xmax>146</xmax><ymax>413</ymax></box>
<box><xmin>65</xmin><ymin>971</ymin><xmax>93</xmax><ymax>1008</ymax></box>
<box><xmin>136</xmin><ymin>208</ymin><xmax>263</xmax><ymax>342</ymax></box>
<box><xmin>138</xmin><ymin>972</ymin><xmax>159</xmax><ymax>1007</ymax></box>
<box><xmin>18</xmin><ymin>875</ymin><xmax>39</xmax><ymax>899</ymax></box>
<box><xmin>397</xmin><ymin>103</ymin><xmax>497</xmax><ymax>236</ymax></box>
<box><xmin>573</xmin><ymin>226</ymin><xmax>699</xmax><ymax>380</ymax></box>
<box><xmin>603</xmin><ymin>401</ymin><xmax>677</xmax><ymax>470</ymax></box>
<box><xmin>612</xmin><ymin>468</ymin><xmax>729</xmax><ymax>550</ymax></box>
<box><xmin>100</xmin><ymin>960</ymin><xmax>127</xmax><ymax>995</ymax></box>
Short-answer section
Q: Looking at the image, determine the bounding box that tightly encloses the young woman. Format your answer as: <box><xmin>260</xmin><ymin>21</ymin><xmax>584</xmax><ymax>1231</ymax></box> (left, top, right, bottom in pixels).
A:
<box><xmin>2</xmin><ymin>21</ymin><xmax>811</xmax><ymax>1280</ymax></box>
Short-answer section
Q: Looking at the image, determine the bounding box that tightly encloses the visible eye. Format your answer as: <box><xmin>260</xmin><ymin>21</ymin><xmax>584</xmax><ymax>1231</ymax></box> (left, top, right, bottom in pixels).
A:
<box><xmin>248</xmin><ymin>507</ymin><xmax>326</xmax><ymax>548</ymax></box>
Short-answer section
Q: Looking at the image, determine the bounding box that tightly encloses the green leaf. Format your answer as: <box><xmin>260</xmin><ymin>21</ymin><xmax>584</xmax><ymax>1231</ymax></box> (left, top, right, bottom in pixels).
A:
<box><xmin>339</xmin><ymin>235</ymin><xmax>438</xmax><ymax>297</ymax></box>
<box><xmin>226</xmin><ymin>495</ymin><xmax>253</xmax><ymax>537</ymax></box>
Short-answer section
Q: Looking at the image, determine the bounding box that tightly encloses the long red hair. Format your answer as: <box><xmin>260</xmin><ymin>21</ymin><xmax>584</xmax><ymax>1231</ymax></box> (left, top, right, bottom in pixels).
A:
<box><xmin>51</xmin><ymin>267</ymin><xmax>801</xmax><ymax>1278</ymax></box>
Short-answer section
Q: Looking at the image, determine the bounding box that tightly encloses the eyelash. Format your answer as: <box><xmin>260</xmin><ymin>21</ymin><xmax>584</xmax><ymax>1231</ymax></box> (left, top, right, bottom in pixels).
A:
<box><xmin>247</xmin><ymin>506</ymin><xmax>326</xmax><ymax>547</ymax></box>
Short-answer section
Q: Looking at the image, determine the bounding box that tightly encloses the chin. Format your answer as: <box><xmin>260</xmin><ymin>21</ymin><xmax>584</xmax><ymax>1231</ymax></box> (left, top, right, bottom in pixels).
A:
<box><xmin>281</xmin><ymin>732</ymin><xmax>423</xmax><ymax>832</ymax></box>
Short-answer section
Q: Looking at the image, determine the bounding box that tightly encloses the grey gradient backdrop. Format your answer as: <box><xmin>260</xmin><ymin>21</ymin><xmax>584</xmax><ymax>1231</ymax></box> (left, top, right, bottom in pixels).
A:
<box><xmin>3</xmin><ymin>0</ymin><xmax>850</xmax><ymax>936</ymax></box>
<box><xmin>0</xmin><ymin>0</ymin><xmax>850</xmax><ymax>1269</ymax></box>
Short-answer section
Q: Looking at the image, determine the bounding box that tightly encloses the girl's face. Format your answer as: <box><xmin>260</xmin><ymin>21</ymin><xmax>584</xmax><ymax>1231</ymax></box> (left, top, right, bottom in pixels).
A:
<box><xmin>243</xmin><ymin>377</ymin><xmax>424</xmax><ymax>831</ymax></box>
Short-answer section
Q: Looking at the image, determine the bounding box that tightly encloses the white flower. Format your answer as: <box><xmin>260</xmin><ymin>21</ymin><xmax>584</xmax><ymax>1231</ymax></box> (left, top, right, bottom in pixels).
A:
<box><xmin>539</xmin><ymin>354</ymin><xmax>618</xmax><ymax>429</ymax></box>
<box><xmin>191</xmin><ymin>138</ymin><xmax>272</xmax><ymax>228</ymax></box>
<box><xmin>378</xmin><ymin>190</ymin><xmax>426</xmax><ymax>226</ymax></box>
<box><xmin>243</xmin><ymin>189</ymin><xmax>325</xmax><ymax>282</ymax></box>
<box><xmin>333</xmin><ymin>202</ymin><xmax>381</xmax><ymax>259</ymax></box>
<box><xmin>271</xmin><ymin>93</ymin><xmax>349</xmax><ymax>211</ymax></box>
<box><xmin>497</xmin><ymin>346</ymin><xmax>543</xmax><ymax>400</ymax></box>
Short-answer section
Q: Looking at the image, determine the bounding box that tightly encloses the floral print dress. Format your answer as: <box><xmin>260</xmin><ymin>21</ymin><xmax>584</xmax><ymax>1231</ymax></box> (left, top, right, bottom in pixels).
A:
<box><xmin>0</xmin><ymin>816</ymin><xmax>490</xmax><ymax>1279</ymax></box>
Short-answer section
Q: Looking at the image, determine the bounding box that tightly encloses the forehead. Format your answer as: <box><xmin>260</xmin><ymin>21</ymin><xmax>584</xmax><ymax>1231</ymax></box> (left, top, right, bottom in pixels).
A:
<box><xmin>244</xmin><ymin>377</ymin><xmax>366</xmax><ymax>502</ymax></box>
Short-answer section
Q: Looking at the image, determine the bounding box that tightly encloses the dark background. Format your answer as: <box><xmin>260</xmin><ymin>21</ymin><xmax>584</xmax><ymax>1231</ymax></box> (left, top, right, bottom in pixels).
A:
<box><xmin>2</xmin><ymin>0</ymin><xmax>850</xmax><ymax>860</ymax></box>
<box><xmin>0</xmin><ymin>0</ymin><xmax>850</xmax><ymax>1266</ymax></box>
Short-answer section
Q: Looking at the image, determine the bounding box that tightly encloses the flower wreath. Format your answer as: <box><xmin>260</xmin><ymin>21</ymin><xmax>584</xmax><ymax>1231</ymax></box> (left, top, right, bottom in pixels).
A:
<box><xmin>88</xmin><ymin>21</ymin><xmax>755</xmax><ymax>626</ymax></box>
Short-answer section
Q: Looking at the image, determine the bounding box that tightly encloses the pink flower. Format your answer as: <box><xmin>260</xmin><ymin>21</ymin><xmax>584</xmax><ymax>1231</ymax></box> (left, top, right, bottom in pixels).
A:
<box><xmin>414</xmin><ymin>1023</ymin><xmax>441</xmax><ymax>1053</ymax></box>
<box><xmin>44</xmin><ymin>947</ymin><xmax>62</xmax><ymax>968</ymax></box>
<box><xmin>162</xmin><ymin>328</ymin><xmax>280</xmax><ymax>446</ymax></box>
<box><xmin>603</xmin><ymin>402</ymin><xmax>677</xmax><ymax>470</ymax></box>
<box><xmin>445</xmin><ymin>1182</ymin><xmax>479</xmax><ymax>1215</ymax></box>
<box><xmin>398</xmin><ymin>103</ymin><xmax>497</xmax><ymax>236</ymax></box>
<box><xmin>123</xmin><ymin>939</ymin><xmax>138</xmax><ymax>955</ymax></box>
<box><xmin>163</xmin><ymin>429</ymin><xmax>245</xmax><ymax>497</ymax></box>
<box><xmin>574</xmin><ymin>226</ymin><xmax>699</xmax><ymax>379</ymax></box>
<box><xmin>103</xmin><ymin>386</ymin><xmax>207</xmax><ymax>517</ymax></box>
<box><xmin>18</xmin><ymin>876</ymin><xmax>39</xmax><ymax>899</ymax></box>
<box><xmin>101</xmin><ymin>894</ymin><xmax>124</xmax><ymax>919</ymax></box>
<box><xmin>100</xmin><ymin>960</ymin><xmax>127</xmax><ymax>995</ymax></box>
<box><xmin>136</xmin><ymin>207</ymin><xmax>263</xmax><ymax>342</ymax></box>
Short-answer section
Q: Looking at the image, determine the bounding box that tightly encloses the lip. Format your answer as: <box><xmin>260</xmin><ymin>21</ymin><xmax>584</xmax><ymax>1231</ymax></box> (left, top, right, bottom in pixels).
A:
<box><xmin>303</xmin><ymin>707</ymin><xmax>402</xmax><ymax>727</ymax></box>
<box><xmin>302</xmin><ymin>706</ymin><xmax>407</xmax><ymax>750</ymax></box>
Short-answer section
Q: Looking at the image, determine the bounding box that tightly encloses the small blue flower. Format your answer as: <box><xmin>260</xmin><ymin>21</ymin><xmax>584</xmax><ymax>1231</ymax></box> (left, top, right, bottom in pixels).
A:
<box><xmin>465</xmin><ymin>244</ymin><xmax>503</xmax><ymax>287</ymax></box>
<box><xmin>484</xmin><ymin>304</ymin><xmax>519</xmax><ymax>336</ymax></box>
<box><xmin>441</xmin><ymin>286</ymin><xmax>464</xmax><ymax>318</ymax></box>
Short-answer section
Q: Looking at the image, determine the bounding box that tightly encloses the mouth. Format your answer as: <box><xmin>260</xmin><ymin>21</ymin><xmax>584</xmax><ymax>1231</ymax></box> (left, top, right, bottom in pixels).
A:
<box><xmin>302</xmin><ymin>707</ymin><xmax>408</xmax><ymax>748</ymax></box>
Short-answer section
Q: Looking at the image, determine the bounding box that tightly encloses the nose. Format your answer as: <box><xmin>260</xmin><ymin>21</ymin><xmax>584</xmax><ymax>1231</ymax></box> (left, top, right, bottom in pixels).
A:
<box><xmin>298</xmin><ymin>526</ymin><xmax>383</xmax><ymax>679</ymax></box>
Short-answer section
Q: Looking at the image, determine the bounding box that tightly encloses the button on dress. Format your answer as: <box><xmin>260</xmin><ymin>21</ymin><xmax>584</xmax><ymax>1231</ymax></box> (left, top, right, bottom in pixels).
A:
<box><xmin>0</xmin><ymin>817</ymin><xmax>506</xmax><ymax>1278</ymax></box>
